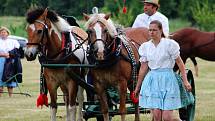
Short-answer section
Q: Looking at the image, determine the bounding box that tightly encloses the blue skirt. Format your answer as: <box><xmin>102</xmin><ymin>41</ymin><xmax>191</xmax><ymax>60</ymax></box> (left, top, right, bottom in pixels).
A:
<box><xmin>0</xmin><ymin>57</ymin><xmax>17</xmax><ymax>87</ymax></box>
<box><xmin>139</xmin><ymin>68</ymin><xmax>194</xmax><ymax>110</ymax></box>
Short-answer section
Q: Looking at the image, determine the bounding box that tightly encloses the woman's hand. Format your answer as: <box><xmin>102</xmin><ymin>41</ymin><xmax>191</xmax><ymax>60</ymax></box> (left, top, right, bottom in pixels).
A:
<box><xmin>184</xmin><ymin>81</ymin><xmax>192</xmax><ymax>92</ymax></box>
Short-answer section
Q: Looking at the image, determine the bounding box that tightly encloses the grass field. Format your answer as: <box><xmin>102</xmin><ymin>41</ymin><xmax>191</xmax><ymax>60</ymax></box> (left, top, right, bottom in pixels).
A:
<box><xmin>0</xmin><ymin>58</ymin><xmax>215</xmax><ymax>121</ymax></box>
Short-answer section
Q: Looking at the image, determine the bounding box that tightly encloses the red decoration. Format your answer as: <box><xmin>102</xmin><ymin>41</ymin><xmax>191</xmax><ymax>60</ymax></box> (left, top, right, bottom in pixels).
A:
<box><xmin>130</xmin><ymin>91</ymin><xmax>139</xmax><ymax>104</ymax></box>
<box><xmin>37</xmin><ymin>94</ymin><xmax>48</xmax><ymax>108</ymax></box>
<box><xmin>122</xmin><ymin>0</ymin><xmax>127</xmax><ymax>14</ymax></box>
<box><xmin>122</xmin><ymin>6</ymin><xmax>127</xmax><ymax>14</ymax></box>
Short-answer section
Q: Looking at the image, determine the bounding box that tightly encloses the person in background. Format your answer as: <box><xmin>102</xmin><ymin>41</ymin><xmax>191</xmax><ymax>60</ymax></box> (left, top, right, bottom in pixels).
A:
<box><xmin>132</xmin><ymin>0</ymin><xmax>169</xmax><ymax>37</ymax></box>
<box><xmin>134</xmin><ymin>20</ymin><xmax>192</xmax><ymax>121</ymax></box>
<box><xmin>0</xmin><ymin>26</ymin><xmax>20</xmax><ymax>97</ymax></box>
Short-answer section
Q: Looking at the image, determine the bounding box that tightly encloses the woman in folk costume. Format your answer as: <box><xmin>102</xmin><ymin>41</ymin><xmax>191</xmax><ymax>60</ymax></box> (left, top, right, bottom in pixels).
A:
<box><xmin>134</xmin><ymin>20</ymin><xmax>193</xmax><ymax>121</ymax></box>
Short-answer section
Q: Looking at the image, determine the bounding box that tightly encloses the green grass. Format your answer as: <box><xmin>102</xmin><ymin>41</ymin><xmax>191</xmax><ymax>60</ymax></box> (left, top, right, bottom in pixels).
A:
<box><xmin>0</xmin><ymin>58</ymin><xmax>215</xmax><ymax>121</ymax></box>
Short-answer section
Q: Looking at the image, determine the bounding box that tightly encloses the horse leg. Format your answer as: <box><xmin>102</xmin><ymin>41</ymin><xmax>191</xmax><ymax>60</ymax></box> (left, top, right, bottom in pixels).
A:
<box><xmin>67</xmin><ymin>80</ymin><xmax>78</xmax><ymax>121</ymax></box>
<box><xmin>119</xmin><ymin>81</ymin><xmax>127</xmax><ymax>121</ymax></box>
<box><xmin>190</xmin><ymin>56</ymin><xmax>198</xmax><ymax>77</ymax></box>
<box><xmin>48</xmin><ymin>85</ymin><xmax>58</xmax><ymax>121</ymax></box>
<box><xmin>77</xmin><ymin>86</ymin><xmax>84</xmax><ymax>121</ymax></box>
<box><xmin>95</xmin><ymin>83</ymin><xmax>109</xmax><ymax>121</ymax></box>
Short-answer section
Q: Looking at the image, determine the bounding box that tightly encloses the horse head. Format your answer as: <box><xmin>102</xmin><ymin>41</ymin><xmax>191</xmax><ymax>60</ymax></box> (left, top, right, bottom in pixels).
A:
<box><xmin>84</xmin><ymin>13</ymin><xmax>118</xmax><ymax>62</ymax></box>
<box><xmin>25</xmin><ymin>8</ymin><xmax>70</xmax><ymax>61</ymax></box>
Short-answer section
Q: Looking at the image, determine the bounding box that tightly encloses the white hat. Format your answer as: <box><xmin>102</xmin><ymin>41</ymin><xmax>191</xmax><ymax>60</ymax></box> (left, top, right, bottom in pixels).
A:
<box><xmin>0</xmin><ymin>26</ymin><xmax>11</xmax><ymax>35</ymax></box>
<box><xmin>141</xmin><ymin>0</ymin><xmax>160</xmax><ymax>7</ymax></box>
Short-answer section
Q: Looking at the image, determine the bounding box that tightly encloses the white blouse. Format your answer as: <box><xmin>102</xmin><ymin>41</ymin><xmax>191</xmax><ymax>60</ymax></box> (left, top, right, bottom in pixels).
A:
<box><xmin>138</xmin><ymin>38</ymin><xmax>180</xmax><ymax>69</ymax></box>
<box><xmin>0</xmin><ymin>38</ymin><xmax>20</xmax><ymax>53</ymax></box>
<box><xmin>132</xmin><ymin>12</ymin><xmax>169</xmax><ymax>37</ymax></box>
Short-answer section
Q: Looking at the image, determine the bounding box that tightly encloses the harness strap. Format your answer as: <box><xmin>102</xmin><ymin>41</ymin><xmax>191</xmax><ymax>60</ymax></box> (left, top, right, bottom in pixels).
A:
<box><xmin>118</xmin><ymin>34</ymin><xmax>138</xmax><ymax>92</ymax></box>
<box><xmin>61</xmin><ymin>33</ymin><xmax>66</xmax><ymax>50</ymax></box>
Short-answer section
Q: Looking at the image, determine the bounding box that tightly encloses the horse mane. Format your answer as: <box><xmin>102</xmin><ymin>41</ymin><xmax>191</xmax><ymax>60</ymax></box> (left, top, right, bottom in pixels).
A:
<box><xmin>85</xmin><ymin>13</ymin><xmax>117</xmax><ymax>37</ymax></box>
<box><xmin>26</xmin><ymin>8</ymin><xmax>71</xmax><ymax>32</ymax></box>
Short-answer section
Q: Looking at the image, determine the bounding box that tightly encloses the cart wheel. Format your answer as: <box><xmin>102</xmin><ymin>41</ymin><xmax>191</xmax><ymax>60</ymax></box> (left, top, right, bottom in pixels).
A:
<box><xmin>179</xmin><ymin>69</ymin><xmax>196</xmax><ymax>121</ymax></box>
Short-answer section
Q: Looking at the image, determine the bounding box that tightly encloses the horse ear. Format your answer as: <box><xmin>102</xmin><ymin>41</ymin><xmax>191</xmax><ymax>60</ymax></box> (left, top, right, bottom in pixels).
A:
<box><xmin>83</xmin><ymin>13</ymin><xmax>90</xmax><ymax>21</ymax></box>
<box><xmin>104</xmin><ymin>13</ymin><xmax>111</xmax><ymax>20</ymax></box>
<box><xmin>41</xmin><ymin>8</ymin><xmax>48</xmax><ymax>20</ymax></box>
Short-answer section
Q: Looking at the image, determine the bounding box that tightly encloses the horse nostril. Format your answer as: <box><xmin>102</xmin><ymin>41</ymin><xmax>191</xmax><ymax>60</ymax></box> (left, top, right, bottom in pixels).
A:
<box><xmin>97</xmin><ymin>52</ymin><xmax>104</xmax><ymax>60</ymax></box>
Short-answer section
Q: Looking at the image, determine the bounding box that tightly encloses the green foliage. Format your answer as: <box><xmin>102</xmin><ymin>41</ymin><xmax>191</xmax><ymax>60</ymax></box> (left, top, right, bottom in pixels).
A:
<box><xmin>191</xmin><ymin>0</ymin><xmax>215</xmax><ymax>31</ymax></box>
<box><xmin>169</xmin><ymin>18</ymin><xmax>191</xmax><ymax>32</ymax></box>
<box><xmin>0</xmin><ymin>16</ymin><xmax>27</xmax><ymax>37</ymax></box>
<box><xmin>102</xmin><ymin>0</ymin><xmax>142</xmax><ymax>27</ymax></box>
<box><xmin>159</xmin><ymin>0</ymin><xmax>177</xmax><ymax>18</ymax></box>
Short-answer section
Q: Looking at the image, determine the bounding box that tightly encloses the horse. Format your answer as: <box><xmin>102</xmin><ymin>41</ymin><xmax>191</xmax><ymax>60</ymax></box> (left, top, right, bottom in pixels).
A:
<box><xmin>124</xmin><ymin>27</ymin><xmax>149</xmax><ymax>45</ymax></box>
<box><xmin>170</xmin><ymin>27</ymin><xmax>215</xmax><ymax>76</ymax></box>
<box><xmin>25</xmin><ymin>8</ymin><xmax>88</xmax><ymax>121</ymax></box>
<box><xmin>83</xmin><ymin>13</ymin><xmax>140</xmax><ymax>121</ymax></box>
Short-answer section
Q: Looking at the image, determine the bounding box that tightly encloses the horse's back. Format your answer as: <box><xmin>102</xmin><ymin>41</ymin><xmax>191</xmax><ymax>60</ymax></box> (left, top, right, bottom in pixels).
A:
<box><xmin>124</xmin><ymin>27</ymin><xmax>149</xmax><ymax>45</ymax></box>
<box><xmin>170</xmin><ymin>27</ymin><xmax>212</xmax><ymax>43</ymax></box>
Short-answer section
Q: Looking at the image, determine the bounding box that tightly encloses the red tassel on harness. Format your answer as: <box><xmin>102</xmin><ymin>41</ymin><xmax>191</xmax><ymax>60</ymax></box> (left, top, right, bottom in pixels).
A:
<box><xmin>130</xmin><ymin>91</ymin><xmax>139</xmax><ymax>104</ymax></box>
<box><xmin>37</xmin><ymin>94</ymin><xmax>48</xmax><ymax>108</ymax></box>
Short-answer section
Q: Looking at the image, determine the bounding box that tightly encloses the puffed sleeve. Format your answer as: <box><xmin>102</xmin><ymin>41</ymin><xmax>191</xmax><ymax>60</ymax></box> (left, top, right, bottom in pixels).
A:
<box><xmin>13</xmin><ymin>39</ymin><xmax>20</xmax><ymax>49</ymax></box>
<box><xmin>168</xmin><ymin>39</ymin><xmax>180</xmax><ymax>59</ymax></box>
<box><xmin>138</xmin><ymin>43</ymin><xmax>147</xmax><ymax>62</ymax></box>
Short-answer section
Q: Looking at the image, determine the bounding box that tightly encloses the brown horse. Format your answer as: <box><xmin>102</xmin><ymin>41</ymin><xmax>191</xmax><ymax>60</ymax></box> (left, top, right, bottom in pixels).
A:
<box><xmin>83</xmin><ymin>13</ymin><xmax>140</xmax><ymax>121</ymax></box>
<box><xmin>25</xmin><ymin>8</ymin><xmax>88</xmax><ymax>121</ymax></box>
<box><xmin>124</xmin><ymin>27</ymin><xmax>149</xmax><ymax>45</ymax></box>
<box><xmin>170</xmin><ymin>27</ymin><xmax>215</xmax><ymax>76</ymax></box>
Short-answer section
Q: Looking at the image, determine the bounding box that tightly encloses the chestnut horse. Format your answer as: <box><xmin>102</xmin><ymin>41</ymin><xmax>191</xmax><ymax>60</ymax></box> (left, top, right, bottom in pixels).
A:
<box><xmin>170</xmin><ymin>27</ymin><xmax>215</xmax><ymax>76</ymax></box>
<box><xmin>124</xmin><ymin>27</ymin><xmax>149</xmax><ymax>45</ymax></box>
<box><xmin>25</xmin><ymin>8</ymin><xmax>88</xmax><ymax>121</ymax></box>
<box><xmin>84</xmin><ymin>13</ymin><xmax>140</xmax><ymax>121</ymax></box>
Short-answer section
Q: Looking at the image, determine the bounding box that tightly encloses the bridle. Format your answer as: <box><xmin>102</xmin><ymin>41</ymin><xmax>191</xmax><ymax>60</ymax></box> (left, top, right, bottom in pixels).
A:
<box><xmin>26</xmin><ymin>19</ymin><xmax>89</xmax><ymax>64</ymax></box>
<box><xmin>26</xmin><ymin>19</ymin><xmax>50</xmax><ymax>54</ymax></box>
<box><xmin>86</xmin><ymin>21</ymin><xmax>121</xmax><ymax>65</ymax></box>
<box><xmin>87</xmin><ymin>21</ymin><xmax>118</xmax><ymax>53</ymax></box>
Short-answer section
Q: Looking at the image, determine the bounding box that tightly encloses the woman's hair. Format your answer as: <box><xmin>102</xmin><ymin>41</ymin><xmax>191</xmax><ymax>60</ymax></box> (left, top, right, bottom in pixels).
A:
<box><xmin>150</xmin><ymin>20</ymin><xmax>165</xmax><ymax>37</ymax></box>
<box><xmin>0</xmin><ymin>26</ymin><xmax>11</xmax><ymax>35</ymax></box>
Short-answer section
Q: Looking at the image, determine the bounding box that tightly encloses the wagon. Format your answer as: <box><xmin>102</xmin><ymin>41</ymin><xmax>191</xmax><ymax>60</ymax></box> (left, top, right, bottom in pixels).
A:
<box><xmin>42</xmin><ymin>64</ymin><xmax>196</xmax><ymax>121</ymax></box>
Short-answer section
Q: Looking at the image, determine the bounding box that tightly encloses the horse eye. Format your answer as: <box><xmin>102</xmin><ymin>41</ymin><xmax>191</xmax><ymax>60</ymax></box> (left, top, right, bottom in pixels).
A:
<box><xmin>37</xmin><ymin>30</ymin><xmax>43</xmax><ymax>34</ymax></box>
<box><xmin>104</xmin><ymin>29</ymin><xmax>108</xmax><ymax>33</ymax></box>
<box><xmin>86</xmin><ymin>29</ymin><xmax>92</xmax><ymax>34</ymax></box>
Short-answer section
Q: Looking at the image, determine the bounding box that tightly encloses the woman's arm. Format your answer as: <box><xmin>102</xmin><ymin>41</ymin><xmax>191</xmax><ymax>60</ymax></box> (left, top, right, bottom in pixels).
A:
<box><xmin>0</xmin><ymin>52</ymin><xmax>9</xmax><ymax>58</ymax></box>
<box><xmin>175</xmin><ymin>56</ymin><xmax>192</xmax><ymax>92</ymax></box>
<box><xmin>134</xmin><ymin>62</ymin><xmax>149</xmax><ymax>95</ymax></box>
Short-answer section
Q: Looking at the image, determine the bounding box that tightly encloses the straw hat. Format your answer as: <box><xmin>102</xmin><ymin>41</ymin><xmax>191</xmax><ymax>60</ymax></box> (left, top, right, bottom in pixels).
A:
<box><xmin>0</xmin><ymin>26</ymin><xmax>11</xmax><ymax>35</ymax></box>
<box><xmin>141</xmin><ymin>0</ymin><xmax>160</xmax><ymax>7</ymax></box>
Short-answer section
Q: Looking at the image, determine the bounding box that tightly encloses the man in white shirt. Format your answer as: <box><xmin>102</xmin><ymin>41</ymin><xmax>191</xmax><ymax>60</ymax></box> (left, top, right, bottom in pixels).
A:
<box><xmin>132</xmin><ymin>0</ymin><xmax>169</xmax><ymax>37</ymax></box>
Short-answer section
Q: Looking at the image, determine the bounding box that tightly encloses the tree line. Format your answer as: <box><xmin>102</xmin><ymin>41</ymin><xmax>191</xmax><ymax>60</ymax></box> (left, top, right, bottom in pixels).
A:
<box><xmin>0</xmin><ymin>0</ymin><xmax>214</xmax><ymax>30</ymax></box>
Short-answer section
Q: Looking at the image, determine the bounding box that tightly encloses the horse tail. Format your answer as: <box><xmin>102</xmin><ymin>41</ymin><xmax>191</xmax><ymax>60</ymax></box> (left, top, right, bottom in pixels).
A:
<box><xmin>190</xmin><ymin>57</ymin><xmax>198</xmax><ymax>77</ymax></box>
